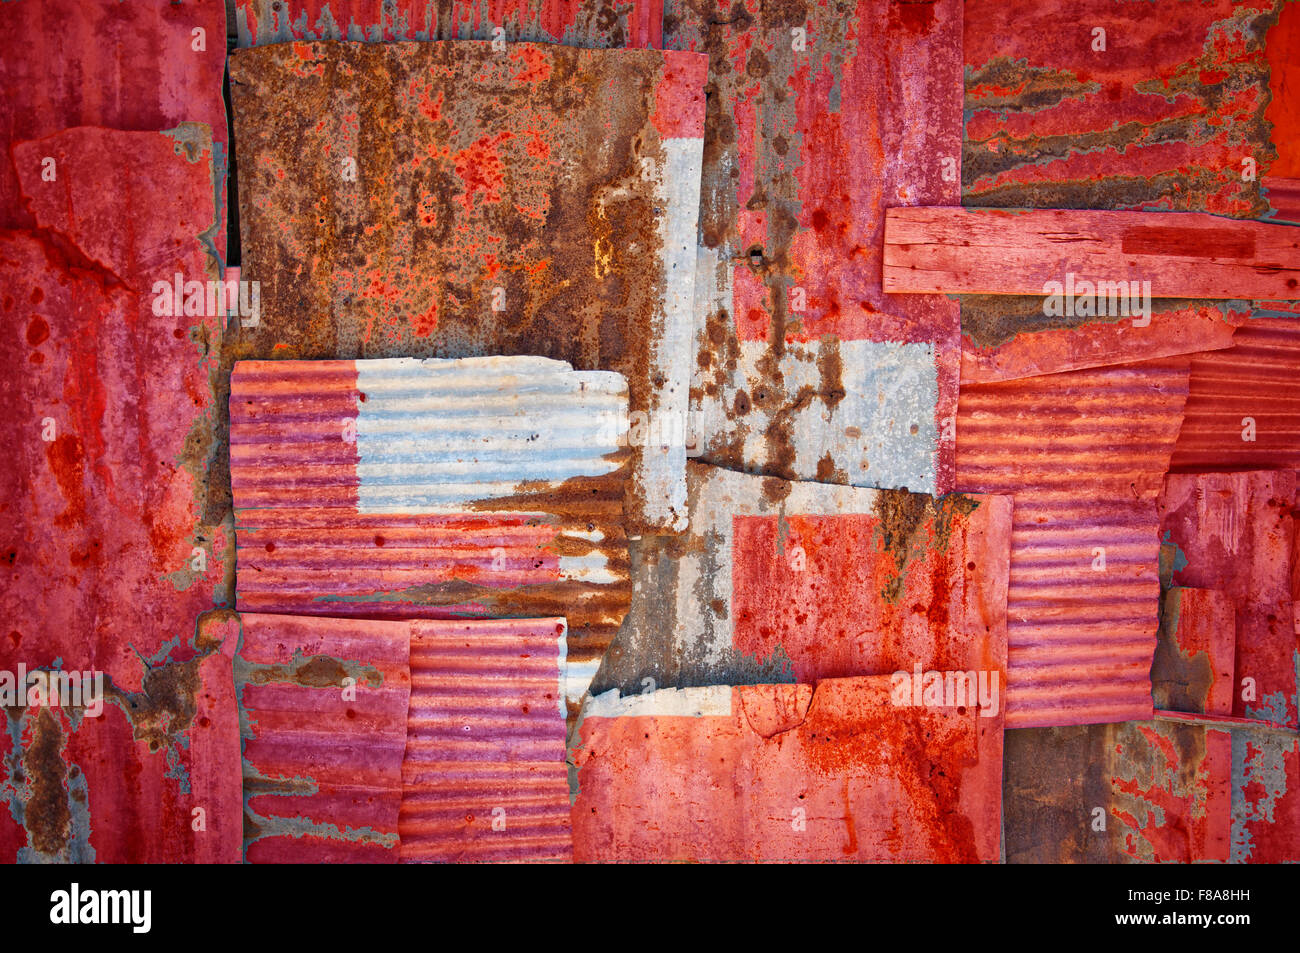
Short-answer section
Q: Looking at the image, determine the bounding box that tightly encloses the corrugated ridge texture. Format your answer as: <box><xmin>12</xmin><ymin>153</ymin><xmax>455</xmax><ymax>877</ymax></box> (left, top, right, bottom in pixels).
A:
<box><xmin>230</xmin><ymin>358</ymin><xmax>631</xmax><ymax>676</ymax></box>
<box><xmin>239</xmin><ymin>613</ymin><xmax>412</xmax><ymax>863</ymax></box>
<box><xmin>1170</xmin><ymin>315</ymin><xmax>1300</xmax><ymax>472</ymax></box>
<box><xmin>956</xmin><ymin>357</ymin><xmax>1192</xmax><ymax>728</ymax></box>
<box><xmin>401</xmin><ymin>618</ymin><xmax>571</xmax><ymax>862</ymax></box>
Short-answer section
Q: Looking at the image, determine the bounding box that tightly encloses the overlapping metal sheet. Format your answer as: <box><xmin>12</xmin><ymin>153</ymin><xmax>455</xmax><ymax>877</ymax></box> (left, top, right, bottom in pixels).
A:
<box><xmin>228</xmin><ymin>39</ymin><xmax>705</xmax><ymax>533</ymax></box>
<box><xmin>239</xmin><ymin>612</ymin><xmax>412</xmax><ymax>863</ymax></box>
<box><xmin>594</xmin><ymin>462</ymin><xmax>1011</xmax><ymax>693</ymax></box>
<box><xmin>667</xmin><ymin>0</ymin><xmax>962</xmax><ymax>496</ymax></box>
<box><xmin>235</xmin><ymin>0</ymin><xmax>662</xmax><ymax>48</ymax></box>
<box><xmin>958</xmin><ymin>0</ymin><xmax>1281</xmax><ymax>381</ymax></box>
<box><xmin>0</xmin><ymin>0</ymin><xmax>229</xmax><ymax>252</ymax></box>
<box><xmin>955</xmin><ymin>357</ymin><xmax>1192</xmax><ymax>728</ymax></box>
<box><xmin>401</xmin><ymin>618</ymin><xmax>571</xmax><ymax>863</ymax></box>
<box><xmin>572</xmin><ymin>675</ymin><xmax>1004</xmax><ymax>862</ymax></box>
<box><xmin>1169</xmin><ymin>312</ymin><xmax>1300</xmax><ymax>472</ymax></box>
<box><xmin>1153</xmin><ymin>587</ymin><xmax>1236</xmax><ymax>717</ymax></box>
<box><xmin>1158</xmin><ymin>470</ymin><xmax>1297</xmax><ymax>727</ymax></box>
<box><xmin>1003</xmin><ymin>716</ymin><xmax>1300</xmax><ymax>863</ymax></box>
<box><xmin>230</xmin><ymin>356</ymin><xmax>629</xmax><ymax>700</ymax></box>
<box><xmin>0</xmin><ymin>125</ymin><xmax>239</xmax><ymax>862</ymax></box>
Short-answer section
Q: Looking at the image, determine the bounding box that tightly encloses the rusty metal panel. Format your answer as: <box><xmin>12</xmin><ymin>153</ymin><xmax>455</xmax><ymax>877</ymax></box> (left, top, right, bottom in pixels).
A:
<box><xmin>959</xmin><ymin>0</ymin><xmax>1281</xmax><ymax>381</ymax></box>
<box><xmin>572</xmin><ymin>675</ymin><xmax>1004</xmax><ymax>862</ymax></box>
<box><xmin>239</xmin><ymin>612</ymin><xmax>412</xmax><ymax>863</ymax></box>
<box><xmin>667</xmin><ymin>0</ymin><xmax>962</xmax><ymax>496</ymax></box>
<box><xmin>595</xmin><ymin>462</ymin><xmax>1011</xmax><ymax>693</ymax></box>
<box><xmin>1159</xmin><ymin>470</ymin><xmax>1297</xmax><ymax>727</ymax></box>
<box><xmin>0</xmin><ymin>126</ymin><xmax>240</xmax><ymax>863</ymax></box>
<box><xmin>1003</xmin><ymin>717</ymin><xmax>1300</xmax><ymax>863</ymax></box>
<box><xmin>956</xmin><ymin>357</ymin><xmax>1192</xmax><ymax>729</ymax></box>
<box><xmin>1154</xmin><ymin>587</ymin><xmax>1236</xmax><ymax>717</ymax></box>
<box><xmin>1170</xmin><ymin>312</ymin><xmax>1300</xmax><ymax>472</ymax></box>
<box><xmin>0</xmin><ymin>0</ymin><xmax>229</xmax><ymax>254</ymax></box>
<box><xmin>236</xmin><ymin>0</ymin><xmax>662</xmax><ymax>47</ymax></box>
<box><xmin>229</xmin><ymin>356</ymin><xmax>629</xmax><ymax>699</ymax></box>
<box><xmin>228</xmin><ymin>40</ymin><xmax>705</xmax><ymax>534</ymax></box>
<box><xmin>401</xmin><ymin>618</ymin><xmax>571</xmax><ymax>862</ymax></box>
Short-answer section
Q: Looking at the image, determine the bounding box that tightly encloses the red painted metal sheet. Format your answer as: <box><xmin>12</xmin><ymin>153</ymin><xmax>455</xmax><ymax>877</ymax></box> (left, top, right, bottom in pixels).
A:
<box><xmin>1158</xmin><ymin>471</ymin><xmax>1297</xmax><ymax>727</ymax></box>
<box><xmin>0</xmin><ymin>126</ymin><xmax>239</xmax><ymax>862</ymax></box>
<box><xmin>1264</xmin><ymin>176</ymin><xmax>1300</xmax><ymax>224</ymax></box>
<box><xmin>0</xmin><ymin>0</ymin><xmax>228</xmax><ymax>254</ymax></box>
<box><xmin>1154</xmin><ymin>587</ymin><xmax>1236</xmax><ymax>717</ymax></box>
<box><xmin>572</xmin><ymin>675</ymin><xmax>1004</xmax><ymax>862</ymax></box>
<box><xmin>1003</xmin><ymin>717</ymin><xmax>1300</xmax><ymax>863</ymax></box>
<box><xmin>401</xmin><ymin>618</ymin><xmax>571</xmax><ymax>863</ymax></box>
<box><xmin>668</xmin><ymin>0</ymin><xmax>962</xmax><ymax>496</ymax></box>
<box><xmin>236</xmin><ymin>0</ymin><xmax>662</xmax><ymax>48</ymax></box>
<box><xmin>228</xmin><ymin>40</ymin><xmax>706</xmax><ymax>534</ymax></box>
<box><xmin>1169</xmin><ymin>312</ymin><xmax>1300</xmax><ymax>472</ymax></box>
<box><xmin>956</xmin><ymin>357</ymin><xmax>1192</xmax><ymax>728</ymax></box>
<box><xmin>239</xmin><ymin>612</ymin><xmax>412</xmax><ymax>863</ymax></box>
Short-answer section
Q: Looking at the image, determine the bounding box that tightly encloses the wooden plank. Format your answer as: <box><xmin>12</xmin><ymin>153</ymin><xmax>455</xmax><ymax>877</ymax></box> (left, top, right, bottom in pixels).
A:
<box><xmin>884</xmin><ymin>207</ymin><xmax>1300</xmax><ymax>298</ymax></box>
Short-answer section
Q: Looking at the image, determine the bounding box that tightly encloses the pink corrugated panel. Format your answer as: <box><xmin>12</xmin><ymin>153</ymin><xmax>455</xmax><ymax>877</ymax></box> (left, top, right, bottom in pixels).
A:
<box><xmin>240</xmin><ymin>613</ymin><xmax>412</xmax><ymax>863</ymax></box>
<box><xmin>956</xmin><ymin>357</ymin><xmax>1192</xmax><ymax>728</ymax></box>
<box><xmin>401</xmin><ymin>618</ymin><xmax>571</xmax><ymax>863</ymax></box>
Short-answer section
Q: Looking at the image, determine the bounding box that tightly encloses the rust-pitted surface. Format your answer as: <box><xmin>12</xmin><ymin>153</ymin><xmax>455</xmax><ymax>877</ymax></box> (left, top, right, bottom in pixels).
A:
<box><xmin>0</xmin><ymin>0</ymin><xmax>229</xmax><ymax>251</ymax></box>
<box><xmin>239</xmin><ymin>612</ymin><xmax>411</xmax><ymax>863</ymax></box>
<box><xmin>228</xmin><ymin>40</ymin><xmax>706</xmax><ymax>533</ymax></box>
<box><xmin>402</xmin><ymin>618</ymin><xmax>571</xmax><ymax>862</ymax></box>
<box><xmin>1158</xmin><ymin>470</ymin><xmax>1297</xmax><ymax>727</ymax></box>
<box><xmin>666</xmin><ymin>0</ymin><xmax>962</xmax><ymax>496</ymax></box>
<box><xmin>1154</xmin><ymin>587</ymin><xmax>1236</xmax><ymax>717</ymax></box>
<box><xmin>955</xmin><ymin>357</ymin><xmax>1192</xmax><ymax>728</ymax></box>
<box><xmin>0</xmin><ymin>127</ymin><xmax>239</xmax><ymax>862</ymax></box>
<box><xmin>572</xmin><ymin>675</ymin><xmax>1004</xmax><ymax>862</ymax></box>
<box><xmin>594</xmin><ymin>462</ymin><xmax>1011</xmax><ymax>696</ymax></box>
<box><xmin>236</xmin><ymin>0</ymin><xmax>663</xmax><ymax>48</ymax></box>
<box><xmin>960</xmin><ymin>0</ymin><xmax>1282</xmax><ymax>378</ymax></box>
<box><xmin>1003</xmin><ymin>717</ymin><xmax>1299</xmax><ymax>863</ymax></box>
<box><xmin>229</xmin><ymin>357</ymin><xmax>631</xmax><ymax>696</ymax></box>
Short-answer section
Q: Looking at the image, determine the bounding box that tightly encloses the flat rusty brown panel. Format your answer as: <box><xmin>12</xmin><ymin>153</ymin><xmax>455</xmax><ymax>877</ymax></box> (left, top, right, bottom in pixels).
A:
<box><xmin>401</xmin><ymin>618</ymin><xmax>571</xmax><ymax>862</ymax></box>
<box><xmin>1004</xmin><ymin>717</ymin><xmax>1299</xmax><ymax>863</ymax></box>
<box><xmin>228</xmin><ymin>357</ymin><xmax>630</xmax><ymax>696</ymax></box>
<box><xmin>885</xmin><ymin>207</ymin><xmax>1300</xmax><ymax>298</ymax></box>
<box><xmin>0</xmin><ymin>0</ymin><xmax>228</xmax><ymax>253</ymax></box>
<box><xmin>1170</xmin><ymin>312</ymin><xmax>1300</xmax><ymax>472</ymax></box>
<box><xmin>0</xmin><ymin>126</ymin><xmax>240</xmax><ymax>862</ymax></box>
<box><xmin>667</xmin><ymin>0</ymin><xmax>962</xmax><ymax>497</ymax></box>
<box><xmin>239</xmin><ymin>612</ymin><xmax>412</xmax><ymax>863</ymax></box>
<box><xmin>572</xmin><ymin>675</ymin><xmax>1004</xmax><ymax>862</ymax></box>
<box><xmin>236</xmin><ymin>0</ymin><xmax>662</xmax><ymax>48</ymax></box>
<box><xmin>594</xmin><ymin>462</ymin><xmax>1011</xmax><ymax>695</ymax></box>
<box><xmin>956</xmin><ymin>357</ymin><xmax>1192</xmax><ymax>729</ymax></box>
<box><xmin>1154</xmin><ymin>587</ymin><xmax>1236</xmax><ymax>717</ymax></box>
<box><xmin>1159</xmin><ymin>471</ymin><xmax>1297</xmax><ymax>727</ymax></box>
<box><xmin>228</xmin><ymin>40</ymin><xmax>705</xmax><ymax>533</ymax></box>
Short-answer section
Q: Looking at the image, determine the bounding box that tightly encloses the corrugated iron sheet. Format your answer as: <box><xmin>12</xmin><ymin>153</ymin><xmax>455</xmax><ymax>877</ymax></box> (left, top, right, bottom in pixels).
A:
<box><xmin>402</xmin><ymin>618</ymin><xmax>571</xmax><ymax>863</ymax></box>
<box><xmin>239</xmin><ymin>612</ymin><xmax>411</xmax><ymax>863</ymax></box>
<box><xmin>1158</xmin><ymin>470</ymin><xmax>1297</xmax><ymax>727</ymax></box>
<box><xmin>1170</xmin><ymin>312</ymin><xmax>1300</xmax><ymax>471</ymax></box>
<box><xmin>572</xmin><ymin>675</ymin><xmax>1004</xmax><ymax>862</ymax></box>
<box><xmin>1003</xmin><ymin>717</ymin><xmax>1300</xmax><ymax>863</ymax></box>
<box><xmin>0</xmin><ymin>0</ymin><xmax>228</xmax><ymax>254</ymax></box>
<box><xmin>959</xmin><ymin>0</ymin><xmax>1281</xmax><ymax>380</ymax></box>
<box><xmin>594</xmin><ymin>462</ymin><xmax>1011</xmax><ymax>694</ymax></box>
<box><xmin>0</xmin><ymin>126</ymin><xmax>239</xmax><ymax>862</ymax></box>
<box><xmin>235</xmin><ymin>0</ymin><xmax>662</xmax><ymax>48</ymax></box>
<box><xmin>229</xmin><ymin>356</ymin><xmax>629</xmax><ymax>701</ymax></box>
<box><xmin>228</xmin><ymin>39</ymin><xmax>705</xmax><ymax>534</ymax></box>
<box><xmin>666</xmin><ymin>0</ymin><xmax>962</xmax><ymax>496</ymax></box>
<box><xmin>955</xmin><ymin>357</ymin><xmax>1192</xmax><ymax>728</ymax></box>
